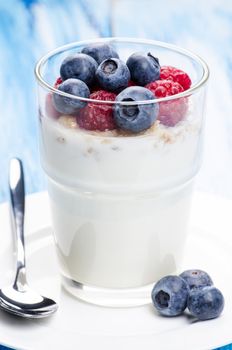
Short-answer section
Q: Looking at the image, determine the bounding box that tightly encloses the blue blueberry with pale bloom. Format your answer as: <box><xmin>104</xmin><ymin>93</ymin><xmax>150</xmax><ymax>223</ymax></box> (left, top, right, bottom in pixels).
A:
<box><xmin>53</xmin><ymin>78</ymin><xmax>90</xmax><ymax>114</ymax></box>
<box><xmin>60</xmin><ymin>53</ymin><xmax>97</xmax><ymax>86</ymax></box>
<box><xmin>180</xmin><ymin>269</ymin><xmax>213</xmax><ymax>290</ymax></box>
<box><xmin>81</xmin><ymin>42</ymin><xmax>119</xmax><ymax>64</ymax></box>
<box><xmin>151</xmin><ymin>275</ymin><xmax>189</xmax><ymax>316</ymax></box>
<box><xmin>127</xmin><ymin>52</ymin><xmax>160</xmax><ymax>86</ymax></box>
<box><xmin>187</xmin><ymin>286</ymin><xmax>224</xmax><ymax>320</ymax></box>
<box><xmin>114</xmin><ymin>86</ymin><xmax>158</xmax><ymax>133</ymax></box>
<box><xmin>96</xmin><ymin>58</ymin><xmax>130</xmax><ymax>92</ymax></box>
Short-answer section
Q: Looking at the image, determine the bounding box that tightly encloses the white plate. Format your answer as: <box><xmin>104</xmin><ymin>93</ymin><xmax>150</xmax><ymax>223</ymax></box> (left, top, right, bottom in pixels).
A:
<box><xmin>0</xmin><ymin>191</ymin><xmax>232</xmax><ymax>350</ymax></box>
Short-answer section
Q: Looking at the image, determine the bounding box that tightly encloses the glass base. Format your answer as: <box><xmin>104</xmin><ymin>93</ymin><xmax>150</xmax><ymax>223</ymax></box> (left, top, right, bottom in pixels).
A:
<box><xmin>62</xmin><ymin>276</ymin><xmax>154</xmax><ymax>307</ymax></box>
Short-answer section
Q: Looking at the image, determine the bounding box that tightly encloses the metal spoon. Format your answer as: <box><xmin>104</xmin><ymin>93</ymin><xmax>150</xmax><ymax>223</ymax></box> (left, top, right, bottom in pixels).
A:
<box><xmin>0</xmin><ymin>158</ymin><xmax>58</xmax><ymax>318</ymax></box>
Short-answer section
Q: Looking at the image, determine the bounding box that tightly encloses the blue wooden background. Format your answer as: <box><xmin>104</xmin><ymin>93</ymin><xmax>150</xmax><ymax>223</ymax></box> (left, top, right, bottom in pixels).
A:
<box><xmin>0</xmin><ymin>0</ymin><xmax>232</xmax><ymax>205</ymax></box>
<box><xmin>0</xmin><ymin>1</ymin><xmax>231</xmax><ymax>348</ymax></box>
<box><xmin>0</xmin><ymin>0</ymin><xmax>232</xmax><ymax>204</ymax></box>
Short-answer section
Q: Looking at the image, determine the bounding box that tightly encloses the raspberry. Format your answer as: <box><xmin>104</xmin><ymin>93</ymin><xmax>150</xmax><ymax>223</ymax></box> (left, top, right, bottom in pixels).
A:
<box><xmin>128</xmin><ymin>80</ymin><xmax>137</xmax><ymax>87</ymax></box>
<box><xmin>160</xmin><ymin>66</ymin><xmax>191</xmax><ymax>91</ymax></box>
<box><xmin>45</xmin><ymin>77</ymin><xmax>63</xmax><ymax>118</ymax></box>
<box><xmin>45</xmin><ymin>93</ymin><xmax>60</xmax><ymax>119</ymax></box>
<box><xmin>146</xmin><ymin>80</ymin><xmax>188</xmax><ymax>126</ymax></box>
<box><xmin>147</xmin><ymin>80</ymin><xmax>184</xmax><ymax>97</ymax></box>
<box><xmin>77</xmin><ymin>90</ymin><xmax>117</xmax><ymax>131</ymax></box>
<box><xmin>54</xmin><ymin>77</ymin><xmax>62</xmax><ymax>89</ymax></box>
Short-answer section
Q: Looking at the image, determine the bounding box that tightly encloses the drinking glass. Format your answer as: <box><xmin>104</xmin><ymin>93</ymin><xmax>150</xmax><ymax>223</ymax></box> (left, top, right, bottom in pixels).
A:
<box><xmin>35</xmin><ymin>38</ymin><xmax>209</xmax><ymax>307</ymax></box>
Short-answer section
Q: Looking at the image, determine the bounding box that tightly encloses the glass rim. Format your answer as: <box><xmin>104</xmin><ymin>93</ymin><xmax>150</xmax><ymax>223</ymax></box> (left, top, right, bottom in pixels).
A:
<box><xmin>35</xmin><ymin>37</ymin><xmax>209</xmax><ymax>106</ymax></box>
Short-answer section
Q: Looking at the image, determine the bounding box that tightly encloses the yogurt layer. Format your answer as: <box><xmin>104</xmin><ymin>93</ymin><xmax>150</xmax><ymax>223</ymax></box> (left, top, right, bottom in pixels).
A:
<box><xmin>40</xmin><ymin>106</ymin><xmax>201</xmax><ymax>194</ymax></box>
<box><xmin>39</xmin><ymin>105</ymin><xmax>202</xmax><ymax>288</ymax></box>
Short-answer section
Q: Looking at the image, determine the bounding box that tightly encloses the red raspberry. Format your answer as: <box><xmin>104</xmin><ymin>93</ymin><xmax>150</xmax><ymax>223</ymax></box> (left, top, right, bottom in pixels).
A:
<box><xmin>160</xmin><ymin>66</ymin><xmax>191</xmax><ymax>91</ymax></box>
<box><xmin>128</xmin><ymin>80</ymin><xmax>137</xmax><ymax>87</ymax></box>
<box><xmin>147</xmin><ymin>80</ymin><xmax>184</xmax><ymax>97</ymax></box>
<box><xmin>45</xmin><ymin>93</ymin><xmax>60</xmax><ymax>119</ymax></box>
<box><xmin>54</xmin><ymin>77</ymin><xmax>62</xmax><ymax>89</ymax></box>
<box><xmin>77</xmin><ymin>90</ymin><xmax>117</xmax><ymax>131</ymax></box>
<box><xmin>44</xmin><ymin>78</ymin><xmax>63</xmax><ymax>119</ymax></box>
<box><xmin>146</xmin><ymin>80</ymin><xmax>188</xmax><ymax>126</ymax></box>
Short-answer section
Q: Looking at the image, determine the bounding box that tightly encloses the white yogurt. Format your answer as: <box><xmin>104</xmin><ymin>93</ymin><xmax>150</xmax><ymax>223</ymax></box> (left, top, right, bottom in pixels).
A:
<box><xmin>39</xmin><ymin>110</ymin><xmax>202</xmax><ymax>289</ymax></box>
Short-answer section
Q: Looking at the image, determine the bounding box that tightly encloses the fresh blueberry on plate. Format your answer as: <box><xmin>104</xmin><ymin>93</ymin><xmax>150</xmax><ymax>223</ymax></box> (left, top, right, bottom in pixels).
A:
<box><xmin>53</xmin><ymin>78</ymin><xmax>90</xmax><ymax>114</ymax></box>
<box><xmin>114</xmin><ymin>86</ymin><xmax>158</xmax><ymax>133</ymax></box>
<box><xmin>81</xmin><ymin>42</ymin><xmax>119</xmax><ymax>65</ymax></box>
<box><xmin>60</xmin><ymin>53</ymin><xmax>98</xmax><ymax>86</ymax></box>
<box><xmin>187</xmin><ymin>286</ymin><xmax>224</xmax><ymax>320</ymax></box>
<box><xmin>151</xmin><ymin>275</ymin><xmax>189</xmax><ymax>316</ymax></box>
<box><xmin>95</xmin><ymin>58</ymin><xmax>130</xmax><ymax>92</ymax></box>
<box><xmin>127</xmin><ymin>52</ymin><xmax>160</xmax><ymax>86</ymax></box>
<box><xmin>180</xmin><ymin>269</ymin><xmax>213</xmax><ymax>290</ymax></box>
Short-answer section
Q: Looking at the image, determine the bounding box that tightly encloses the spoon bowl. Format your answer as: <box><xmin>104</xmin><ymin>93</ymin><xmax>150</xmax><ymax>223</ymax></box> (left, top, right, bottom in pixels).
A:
<box><xmin>0</xmin><ymin>285</ymin><xmax>58</xmax><ymax>318</ymax></box>
<box><xmin>0</xmin><ymin>158</ymin><xmax>58</xmax><ymax>318</ymax></box>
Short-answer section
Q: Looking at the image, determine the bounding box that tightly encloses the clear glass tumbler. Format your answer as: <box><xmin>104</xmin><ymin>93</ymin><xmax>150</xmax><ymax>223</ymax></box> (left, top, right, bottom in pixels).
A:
<box><xmin>35</xmin><ymin>38</ymin><xmax>209</xmax><ymax>307</ymax></box>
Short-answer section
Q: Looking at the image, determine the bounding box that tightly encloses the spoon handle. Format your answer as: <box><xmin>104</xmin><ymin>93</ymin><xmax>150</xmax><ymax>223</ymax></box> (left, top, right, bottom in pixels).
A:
<box><xmin>9</xmin><ymin>158</ymin><xmax>27</xmax><ymax>289</ymax></box>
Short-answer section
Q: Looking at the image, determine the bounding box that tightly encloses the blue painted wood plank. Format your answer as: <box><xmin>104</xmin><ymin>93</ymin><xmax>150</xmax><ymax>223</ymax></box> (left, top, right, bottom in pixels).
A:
<box><xmin>112</xmin><ymin>0</ymin><xmax>232</xmax><ymax>198</ymax></box>
<box><xmin>0</xmin><ymin>0</ymin><xmax>109</xmax><ymax>203</ymax></box>
<box><xmin>0</xmin><ymin>0</ymin><xmax>232</xmax><ymax>206</ymax></box>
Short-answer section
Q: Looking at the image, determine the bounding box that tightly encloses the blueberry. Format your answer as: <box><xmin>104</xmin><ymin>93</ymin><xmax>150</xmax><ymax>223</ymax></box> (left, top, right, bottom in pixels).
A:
<box><xmin>60</xmin><ymin>53</ymin><xmax>97</xmax><ymax>86</ymax></box>
<box><xmin>53</xmin><ymin>78</ymin><xmax>90</xmax><ymax>114</ymax></box>
<box><xmin>114</xmin><ymin>86</ymin><xmax>158</xmax><ymax>133</ymax></box>
<box><xmin>126</xmin><ymin>52</ymin><xmax>160</xmax><ymax>86</ymax></box>
<box><xmin>81</xmin><ymin>43</ymin><xmax>119</xmax><ymax>65</ymax></box>
<box><xmin>95</xmin><ymin>58</ymin><xmax>130</xmax><ymax>92</ymax></box>
<box><xmin>180</xmin><ymin>269</ymin><xmax>213</xmax><ymax>290</ymax></box>
<box><xmin>151</xmin><ymin>276</ymin><xmax>190</xmax><ymax>316</ymax></box>
<box><xmin>187</xmin><ymin>286</ymin><xmax>224</xmax><ymax>320</ymax></box>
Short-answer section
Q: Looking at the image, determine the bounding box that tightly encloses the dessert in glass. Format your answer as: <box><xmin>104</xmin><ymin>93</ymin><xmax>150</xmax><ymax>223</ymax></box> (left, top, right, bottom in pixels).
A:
<box><xmin>35</xmin><ymin>38</ymin><xmax>209</xmax><ymax>307</ymax></box>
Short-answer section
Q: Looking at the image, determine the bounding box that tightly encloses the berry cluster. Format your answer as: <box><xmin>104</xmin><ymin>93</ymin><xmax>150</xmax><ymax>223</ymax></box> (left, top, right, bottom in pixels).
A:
<box><xmin>48</xmin><ymin>42</ymin><xmax>192</xmax><ymax>133</ymax></box>
<box><xmin>151</xmin><ymin>269</ymin><xmax>224</xmax><ymax>321</ymax></box>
